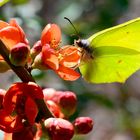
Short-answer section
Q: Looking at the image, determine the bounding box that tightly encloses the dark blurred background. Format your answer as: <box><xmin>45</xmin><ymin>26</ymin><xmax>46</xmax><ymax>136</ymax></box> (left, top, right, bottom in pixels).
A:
<box><xmin>0</xmin><ymin>0</ymin><xmax>140</xmax><ymax>140</ymax></box>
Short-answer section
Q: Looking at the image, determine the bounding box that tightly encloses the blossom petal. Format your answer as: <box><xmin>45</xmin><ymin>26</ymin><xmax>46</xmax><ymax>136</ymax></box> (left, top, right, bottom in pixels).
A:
<box><xmin>0</xmin><ymin>26</ymin><xmax>22</xmax><ymax>49</ymax></box>
<box><xmin>59</xmin><ymin>45</ymin><xmax>81</xmax><ymax>68</ymax></box>
<box><xmin>0</xmin><ymin>20</ymin><xmax>9</xmax><ymax>30</ymax></box>
<box><xmin>3</xmin><ymin>82</ymin><xmax>43</xmax><ymax>114</ymax></box>
<box><xmin>42</xmin><ymin>44</ymin><xmax>59</xmax><ymax>70</ymax></box>
<box><xmin>55</xmin><ymin>65</ymin><xmax>80</xmax><ymax>81</ymax></box>
<box><xmin>25</xmin><ymin>97</ymin><xmax>38</xmax><ymax>125</ymax></box>
<box><xmin>0</xmin><ymin>110</ymin><xmax>23</xmax><ymax>133</ymax></box>
<box><xmin>9</xmin><ymin>19</ymin><xmax>28</xmax><ymax>44</ymax></box>
<box><xmin>12</xmin><ymin>126</ymin><xmax>35</xmax><ymax>140</ymax></box>
<box><xmin>46</xmin><ymin>100</ymin><xmax>64</xmax><ymax>118</ymax></box>
<box><xmin>41</xmin><ymin>24</ymin><xmax>61</xmax><ymax>48</ymax></box>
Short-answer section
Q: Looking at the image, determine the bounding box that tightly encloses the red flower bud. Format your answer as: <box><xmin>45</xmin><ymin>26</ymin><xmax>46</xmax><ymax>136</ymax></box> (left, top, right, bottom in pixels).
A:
<box><xmin>31</xmin><ymin>53</ymin><xmax>47</xmax><ymax>70</ymax></box>
<box><xmin>44</xmin><ymin>118</ymin><xmax>74</xmax><ymax>140</ymax></box>
<box><xmin>9</xmin><ymin>43</ymin><xmax>30</xmax><ymax>66</ymax></box>
<box><xmin>73</xmin><ymin>117</ymin><xmax>93</xmax><ymax>134</ymax></box>
<box><xmin>43</xmin><ymin>89</ymin><xmax>77</xmax><ymax>117</ymax></box>
<box><xmin>57</xmin><ymin>91</ymin><xmax>77</xmax><ymax>117</ymax></box>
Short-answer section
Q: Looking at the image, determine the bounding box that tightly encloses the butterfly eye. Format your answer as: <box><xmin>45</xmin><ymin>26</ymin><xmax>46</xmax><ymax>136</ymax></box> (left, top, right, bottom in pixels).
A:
<box><xmin>41</xmin><ymin>24</ymin><xmax>61</xmax><ymax>49</ymax></box>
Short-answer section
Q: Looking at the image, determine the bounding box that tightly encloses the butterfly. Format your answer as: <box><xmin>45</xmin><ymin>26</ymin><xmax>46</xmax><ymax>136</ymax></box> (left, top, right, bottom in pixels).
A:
<box><xmin>75</xmin><ymin>17</ymin><xmax>140</xmax><ymax>83</ymax></box>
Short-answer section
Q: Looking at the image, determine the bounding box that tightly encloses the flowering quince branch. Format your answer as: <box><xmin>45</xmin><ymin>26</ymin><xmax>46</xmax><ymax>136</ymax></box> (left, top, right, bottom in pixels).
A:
<box><xmin>0</xmin><ymin>19</ymin><xmax>93</xmax><ymax>140</ymax></box>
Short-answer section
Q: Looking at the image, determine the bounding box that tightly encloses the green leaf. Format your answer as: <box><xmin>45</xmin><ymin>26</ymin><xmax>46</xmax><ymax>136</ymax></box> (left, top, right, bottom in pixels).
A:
<box><xmin>79</xmin><ymin>17</ymin><xmax>140</xmax><ymax>83</ymax></box>
<box><xmin>0</xmin><ymin>0</ymin><xmax>9</xmax><ymax>6</ymax></box>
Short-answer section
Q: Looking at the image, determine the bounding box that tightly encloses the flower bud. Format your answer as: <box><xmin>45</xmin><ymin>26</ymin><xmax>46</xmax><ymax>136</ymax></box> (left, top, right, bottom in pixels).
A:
<box><xmin>43</xmin><ymin>89</ymin><xmax>77</xmax><ymax>118</ymax></box>
<box><xmin>31</xmin><ymin>53</ymin><xmax>48</xmax><ymax>70</ymax></box>
<box><xmin>9</xmin><ymin>43</ymin><xmax>30</xmax><ymax>66</ymax></box>
<box><xmin>73</xmin><ymin>117</ymin><xmax>93</xmax><ymax>134</ymax></box>
<box><xmin>44</xmin><ymin>118</ymin><xmax>74</xmax><ymax>140</ymax></box>
<box><xmin>57</xmin><ymin>91</ymin><xmax>77</xmax><ymax>117</ymax></box>
<box><xmin>31</xmin><ymin>40</ymin><xmax>42</xmax><ymax>60</ymax></box>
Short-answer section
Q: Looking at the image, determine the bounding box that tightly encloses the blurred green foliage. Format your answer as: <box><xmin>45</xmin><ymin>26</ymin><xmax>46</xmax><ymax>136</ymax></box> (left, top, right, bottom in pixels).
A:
<box><xmin>0</xmin><ymin>0</ymin><xmax>140</xmax><ymax>140</ymax></box>
<box><xmin>11</xmin><ymin>0</ymin><xmax>29</xmax><ymax>5</ymax></box>
<box><xmin>0</xmin><ymin>0</ymin><xmax>9</xmax><ymax>7</ymax></box>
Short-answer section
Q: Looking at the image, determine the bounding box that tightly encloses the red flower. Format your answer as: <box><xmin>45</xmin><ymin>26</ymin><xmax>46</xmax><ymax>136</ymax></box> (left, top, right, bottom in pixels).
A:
<box><xmin>32</xmin><ymin>23</ymin><xmax>81</xmax><ymax>81</ymax></box>
<box><xmin>0</xmin><ymin>82</ymin><xmax>44</xmax><ymax>133</ymax></box>
<box><xmin>0</xmin><ymin>19</ymin><xmax>28</xmax><ymax>50</ymax></box>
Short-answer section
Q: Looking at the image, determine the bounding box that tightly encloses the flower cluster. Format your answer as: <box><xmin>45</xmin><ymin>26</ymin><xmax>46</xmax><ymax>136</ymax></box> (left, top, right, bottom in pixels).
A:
<box><xmin>43</xmin><ymin>88</ymin><xmax>94</xmax><ymax>140</ymax></box>
<box><xmin>0</xmin><ymin>19</ymin><xmax>93</xmax><ymax>140</ymax></box>
<box><xmin>0</xmin><ymin>82</ymin><xmax>43</xmax><ymax>138</ymax></box>
<box><xmin>31</xmin><ymin>23</ymin><xmax>81</xmax><ymax>81</ymax></box>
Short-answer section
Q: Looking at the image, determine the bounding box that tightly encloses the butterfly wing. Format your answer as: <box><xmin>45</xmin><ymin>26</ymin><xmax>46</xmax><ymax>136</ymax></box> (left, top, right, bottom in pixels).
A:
<box><xmin>79</xmin><ymin>17</ymin><xmax>140</xmax><ymax>83</ymax></box>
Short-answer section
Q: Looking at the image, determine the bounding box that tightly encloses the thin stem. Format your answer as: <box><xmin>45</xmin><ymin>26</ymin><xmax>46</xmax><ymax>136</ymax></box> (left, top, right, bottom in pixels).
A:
<box><xmin>0</xmin><ymin>40</ymin><xmax>52</xmax><ymax>119</ymax></box>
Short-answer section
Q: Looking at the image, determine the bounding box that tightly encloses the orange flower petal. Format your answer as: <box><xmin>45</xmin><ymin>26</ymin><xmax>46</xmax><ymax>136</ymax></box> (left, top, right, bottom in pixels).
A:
<box><xmin>41</xmin><ymin>24</ymin><xmax>61</xmax><ymax>49</ymax></box>
<box><xmin>59</xmin><ymin>45</ymin><xmax>81</xmax><ymax>68</ymax></box>
<box><xmin>9</xmin><ymin>19</ymin><xmax>28</xmax><ymax>44</ymax></box>
<box><xmin>55</xmin><ymin>65</ymin><xmax>80</xmax><ymax>81</ymax></box>
<box><xmin>0</xmin><ymin>20</ymin><xmax>9</xmax><ymax>30</ymax></box>
<box><xmin>42</xmin><ymin>44</ymin><xmax>59</xmax><ymax>70</ymax></box>
<box><xmin>0</xmin><ymin>26</ymin><xmax>21</xmax><ymax>49</ymax></box>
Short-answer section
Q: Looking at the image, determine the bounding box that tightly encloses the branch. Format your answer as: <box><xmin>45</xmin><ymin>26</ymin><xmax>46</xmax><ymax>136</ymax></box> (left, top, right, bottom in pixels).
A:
<box><xmin>0</xmin><ymin>40</ymin><xmax>52</xmax><ymax>119</ymax></box>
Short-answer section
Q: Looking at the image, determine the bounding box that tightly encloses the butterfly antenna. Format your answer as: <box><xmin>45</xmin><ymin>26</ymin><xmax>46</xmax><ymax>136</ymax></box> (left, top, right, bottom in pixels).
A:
<box><xmin>64</xmin><ymin>17</ymin><xmax>80</xmax><ymax>38</ymax></box>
